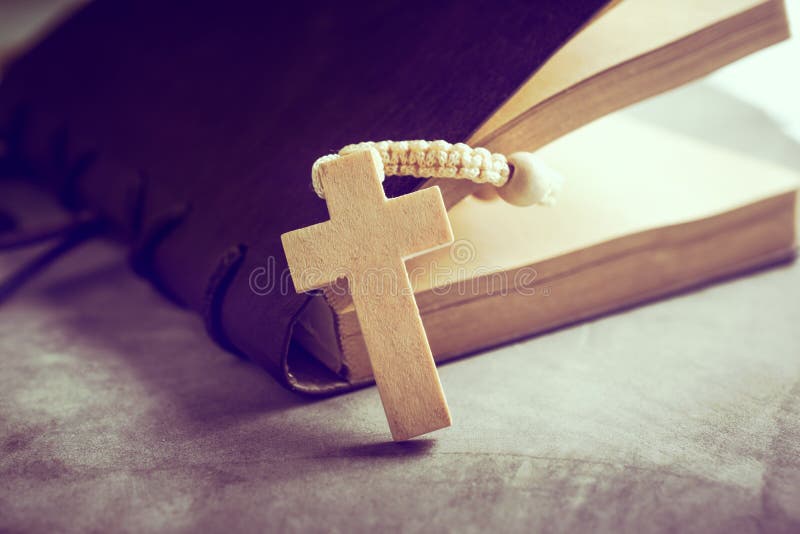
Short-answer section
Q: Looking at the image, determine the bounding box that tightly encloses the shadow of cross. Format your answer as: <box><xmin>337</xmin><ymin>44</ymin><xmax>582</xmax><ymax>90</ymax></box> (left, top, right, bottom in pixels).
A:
<box><xmin>281</xmin><ymin>148</ymin><xmax>454</xmax><ymax>441</ymax></box>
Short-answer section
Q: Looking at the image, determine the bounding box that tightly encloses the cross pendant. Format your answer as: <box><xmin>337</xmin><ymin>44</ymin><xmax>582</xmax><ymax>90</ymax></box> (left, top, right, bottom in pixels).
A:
<box><xmin>281</xmin><ymin>148</ymin><xmax>453</xmax><ymax>440</ymax></box>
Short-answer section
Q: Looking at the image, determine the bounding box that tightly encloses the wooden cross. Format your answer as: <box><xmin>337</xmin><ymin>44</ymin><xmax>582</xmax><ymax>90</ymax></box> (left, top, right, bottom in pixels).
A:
<box><xmin>281</xmin><ymin>148</ymin><xmax>454</xmax><ymax>441</ymax></box>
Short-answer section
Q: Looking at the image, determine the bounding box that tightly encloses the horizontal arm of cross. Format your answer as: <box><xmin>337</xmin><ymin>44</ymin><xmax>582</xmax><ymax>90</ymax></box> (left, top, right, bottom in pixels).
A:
<box><xmin>387</xmin><ymin>186</ymin><xmax>453</xmax><ymax>259</ymax></box>
<box><xmin>281</xmin><ymin>220</ymin><xmax>347</xmax><ymax>293</ymax></box>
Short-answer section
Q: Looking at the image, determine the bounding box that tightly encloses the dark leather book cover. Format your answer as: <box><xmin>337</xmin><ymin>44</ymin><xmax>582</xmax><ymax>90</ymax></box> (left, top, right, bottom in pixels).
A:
<box><xmin>0</xmin><ymin>0</ymin><xmax>610</xmax><ymax>393</ymax></box>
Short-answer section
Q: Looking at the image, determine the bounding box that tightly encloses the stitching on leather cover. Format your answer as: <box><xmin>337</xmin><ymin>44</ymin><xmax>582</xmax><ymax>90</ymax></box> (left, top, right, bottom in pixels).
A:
<box><xmin>203</xmin><ymin>243</ymin><xmax>248</xmax><ymax>359</ymax></box>
<box><xmin>1</xmin><ymin>104</ymin><xmax>29</xmax><ymax>176</ymax></box>
<box><xmin>0</xmin><ymin>210</ymin><xmax>16</xmax><ymax>233</ymax></box>
<box><xmin>129</xmin><ymin>202</ymin><xmax>191</xmax><ymax>305</ymax></box>
<box><xmin>50</xmin><ymin>124</ymin><xmax>70</xmax><ymax>172</ymax></box>
<box><xmin>127</xmin><ymin>170</ymin><xmax>147</xmax><ymax>239</ymax></box>
<box><xmin>59</xmin><ymin>150</ymin><xmax>96</xmax><ymax>209</ymax></box>
<box><xmin>5</xmin><ymin>104</ymin><xmax>28</xmax><ymax>159</ymax></box>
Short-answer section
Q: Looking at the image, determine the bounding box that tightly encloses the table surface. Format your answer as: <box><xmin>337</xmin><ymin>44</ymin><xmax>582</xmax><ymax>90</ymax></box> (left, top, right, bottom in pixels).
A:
<box><xmin>2</xmin><ymin>7</ymin><xmax>800</xmax><ymax>533</ymax></box>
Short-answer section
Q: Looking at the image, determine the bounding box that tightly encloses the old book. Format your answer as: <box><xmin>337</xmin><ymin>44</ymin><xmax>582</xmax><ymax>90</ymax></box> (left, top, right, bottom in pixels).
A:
<box><xmin>0</xmin><ymin>0</ymin><xmax>793</xmax><ymax>394</ymax></box>
<box><xmin>296</xmin><ymin>115</ymin><xmax>799</xmax><ymax>383</ymax></box>
<box><xmin>296</xmin><ymin>0</ymin><xmax>797</xmax><ymax>387</ymax></box>
<box><xmin>431</xmin><ymin>0</ymin><xmax>791</xmax><ymax>206</ymax></box>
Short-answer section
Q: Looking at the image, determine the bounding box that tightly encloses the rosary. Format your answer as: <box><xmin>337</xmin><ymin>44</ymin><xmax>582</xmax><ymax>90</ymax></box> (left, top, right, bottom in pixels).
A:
<box><xmin>282</xmin><ymin>140</ymin><xmax>562</xmax><ymax>440</ymax></box>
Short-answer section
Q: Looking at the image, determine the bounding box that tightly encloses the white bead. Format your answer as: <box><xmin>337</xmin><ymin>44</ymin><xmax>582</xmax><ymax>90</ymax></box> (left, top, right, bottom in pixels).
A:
<box><xmin>497</xmin><ymin>152</ymin><xmax>564</xmax><ymax>207</ymax></box>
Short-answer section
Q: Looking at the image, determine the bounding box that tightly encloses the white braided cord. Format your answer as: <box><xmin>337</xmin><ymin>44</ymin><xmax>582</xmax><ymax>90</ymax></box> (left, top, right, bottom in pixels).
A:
<box><xmin>312</xmin><ymin>140</ymin><xmax>510</xmax><ymax>199</ymax></box>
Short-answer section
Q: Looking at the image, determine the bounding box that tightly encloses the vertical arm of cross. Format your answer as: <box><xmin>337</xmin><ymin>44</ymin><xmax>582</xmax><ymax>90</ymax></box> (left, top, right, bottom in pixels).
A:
<box><xmin>349</xmin><ymin>256</ymin><xmax>451</xmax><ymax>441</ymax></box>
<box><xmin>281</xmin><ymin>147</ymin><xmax>455</xmax><ymax>441</ymax></box>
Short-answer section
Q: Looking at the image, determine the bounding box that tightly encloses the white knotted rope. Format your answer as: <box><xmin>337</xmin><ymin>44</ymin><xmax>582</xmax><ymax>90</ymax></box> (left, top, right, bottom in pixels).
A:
<box><xmin>311</xmin><ymin>140</ymin><xmax>563</xmax><ymax>207</ymax></box>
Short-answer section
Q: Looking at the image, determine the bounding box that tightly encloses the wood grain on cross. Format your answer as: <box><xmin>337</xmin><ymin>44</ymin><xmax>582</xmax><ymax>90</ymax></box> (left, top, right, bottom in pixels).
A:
<box><xmin>281</xmin><ymin>148</ymin><xmax>453</xmax><ymax>441</ymax></box>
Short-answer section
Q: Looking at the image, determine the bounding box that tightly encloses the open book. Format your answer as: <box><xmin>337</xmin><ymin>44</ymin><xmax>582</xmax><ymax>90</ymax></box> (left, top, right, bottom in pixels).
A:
<box><xmin>295</xmin><ymin>0</ymin><xmax>798</xmax><ymax>387</ymax></box>
<box><xmin>297</xmin><ymin>115</ymin><xmax>798</xmax><ymax>383</ymax></box>
<box><xmin>0</xmin><ymin>0</ymin><xmax>794</xmax><ymax>394</ymax></box>
<box><xmin>429</xmin><ymin>0</ymin><xmax>792</xmax><ymax>206</ymax></box>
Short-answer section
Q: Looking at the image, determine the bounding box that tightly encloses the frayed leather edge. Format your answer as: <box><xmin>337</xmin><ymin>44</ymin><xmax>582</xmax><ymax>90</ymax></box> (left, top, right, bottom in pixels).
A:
<box><xmin>203</xmin><ymin>243</ymin><xmax>248</xmax><ymax>359</ymax></box>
